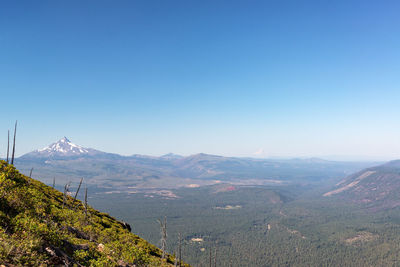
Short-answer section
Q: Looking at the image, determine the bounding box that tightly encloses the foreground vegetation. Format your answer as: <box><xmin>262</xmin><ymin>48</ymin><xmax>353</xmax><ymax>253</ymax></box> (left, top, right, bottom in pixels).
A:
<box><xmin>0</xmin><ymin>160</ymin><xmax>183</xmax><ymax>266</ymax></box>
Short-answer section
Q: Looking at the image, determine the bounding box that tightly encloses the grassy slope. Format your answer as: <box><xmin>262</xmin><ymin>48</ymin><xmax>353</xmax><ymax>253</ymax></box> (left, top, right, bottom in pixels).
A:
<box><xmin>0</xmin><ymin>161</ymin><xmax>186</xmax><ymax>266</ymax></box>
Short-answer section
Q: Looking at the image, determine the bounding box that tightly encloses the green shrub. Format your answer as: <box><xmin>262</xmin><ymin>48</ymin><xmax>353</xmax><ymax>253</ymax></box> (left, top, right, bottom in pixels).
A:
<box><xmin>0</xmin><ymin>161</ymin><xmax>179</xmax><ymax>266</ymax></box>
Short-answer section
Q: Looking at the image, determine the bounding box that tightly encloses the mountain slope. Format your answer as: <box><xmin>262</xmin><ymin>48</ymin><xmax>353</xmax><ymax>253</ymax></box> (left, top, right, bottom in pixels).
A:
<box><xmin>20</xmin><ymin>137</ymin><xmax>116</xmax><ymax>159</ymax></box>
<box><xmin>0</xmin><ymin>160</ymin><xmax>183</xmax><ymax>266</ymax></box>
<box><xmin>323</xmin><ymin>160</ymin><xmax>400</xmax><ymax>210</ymax></box>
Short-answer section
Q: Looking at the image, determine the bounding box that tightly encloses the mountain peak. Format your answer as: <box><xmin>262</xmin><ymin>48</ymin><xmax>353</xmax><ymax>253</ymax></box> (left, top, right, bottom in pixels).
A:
<box><xmin>36</xmin><ymin>137</ymin><xmax>89</xmax><ymax>156</ymax></box>
<box><xmin>60</xmin><ymin>136</ymin><xmax>71</xmax><ymax>143</ymax></box>
<box><xmin>20</xmin><ymin>137</ymin><xmax>106</xmax><ymax>159</ymax></box>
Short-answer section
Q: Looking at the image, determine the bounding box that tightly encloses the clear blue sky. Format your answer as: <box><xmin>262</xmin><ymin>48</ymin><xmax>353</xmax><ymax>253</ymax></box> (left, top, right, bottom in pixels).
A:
<box><xmin>1</xmin><ymin>0</ymin><xmax>400</xmax><ymax>160</ymax></box>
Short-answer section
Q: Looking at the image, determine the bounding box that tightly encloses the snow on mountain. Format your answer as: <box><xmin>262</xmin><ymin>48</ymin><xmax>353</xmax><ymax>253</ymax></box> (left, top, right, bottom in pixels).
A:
<box><xmin>21</xmin><ymin>137</ymin><xmax>104</xmax><ymax>158</ymax></box>
<box><xmin>38</xmin><ymin>137</ymin><xmax>88</xmax><ymax>154</ymax></box>
<box><xmin>160</xmin><ymin>153</ymin><xmax>184</xmax><ymax>159</ymax></box>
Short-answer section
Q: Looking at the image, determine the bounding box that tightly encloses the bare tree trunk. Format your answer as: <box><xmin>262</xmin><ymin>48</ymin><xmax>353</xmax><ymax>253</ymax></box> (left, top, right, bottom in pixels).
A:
<box><xmin>6</xmin><ymin>130</ymin><xmax>9</xmax><ymax>163</ymax></box>
<box><xmin>84</xmin><ymin>185</ymin><xmax>89</xmax><ymax>221</ymax></box>
<box><xmin>62</xmin><ymin>182</ymin><xmax>71</xmax><ymax>209</ymax></box>
<box><xmin>209</xmin><ymin>248</ymin><xmax>212</xmax><ymax>267</ymax></box>
<box><xmin>158</xmin><ymin>216</ymin><xmax>167</xmax><ymax>260</ymax></box>
<box><xmin>229</xmin><ymin>249</ymin><xmax>233</xmax><ymax>267</ymax></box>
<box><xmin>11</xmin><ymin>121</ymin><xmax>17</xmax><ymax>165</ymax></box>
<box><xmin>178</xmin><ymin>233</ymin><xmax>182</xmax><ymax>267</ymax></box>
<box><xmin>74</xmin><ymin>178</ymin><xmax>83</xmax><ymax>201</ymax></box>
<box><xmin>214</xmin><ymin>246</ymin><xmax>217</xmax><ymax>267</ymax></box>
<box><xmin>28</xmin><ymin>167</ymin><xmax>33</xmax><ymax>185</ymax></box>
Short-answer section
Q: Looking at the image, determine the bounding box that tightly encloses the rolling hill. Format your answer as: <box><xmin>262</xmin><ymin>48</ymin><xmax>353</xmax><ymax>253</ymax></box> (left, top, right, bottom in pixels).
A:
<box><xmin>324</xmin><ymin>160</ymin><xmax>400</xmax><ymax>210</ymax></box>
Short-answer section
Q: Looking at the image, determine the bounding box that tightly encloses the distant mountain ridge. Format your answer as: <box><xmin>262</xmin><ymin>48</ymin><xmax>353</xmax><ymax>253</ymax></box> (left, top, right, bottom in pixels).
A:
<box><xmin>15</xmin><ymin>138</ymin><xmax>378</xmax><ymax>189</ymax></box>
<box><xmin>19</xmin><ymin>137</ymin><xmax>375</xmax><ymax>164</ymax></box>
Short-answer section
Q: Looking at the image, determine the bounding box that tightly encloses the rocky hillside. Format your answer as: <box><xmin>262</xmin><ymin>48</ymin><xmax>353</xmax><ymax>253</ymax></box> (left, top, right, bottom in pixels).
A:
<box><xmin>0</xmin><ymin>160</ymin><xmax>185</xmax><ymax>266</ymax></box>
<box><xmin>324</xmin><ymin>160</ymin><xmax>400</xmax><ymax>210</ymax></box>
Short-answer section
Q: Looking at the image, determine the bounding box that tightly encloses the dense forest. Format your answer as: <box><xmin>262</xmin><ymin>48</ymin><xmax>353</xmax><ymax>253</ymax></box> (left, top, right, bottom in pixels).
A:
<box><xmin>89</xmin><ymin>184</ymin><xmax>400</xmax><ymax>266</ymax></box>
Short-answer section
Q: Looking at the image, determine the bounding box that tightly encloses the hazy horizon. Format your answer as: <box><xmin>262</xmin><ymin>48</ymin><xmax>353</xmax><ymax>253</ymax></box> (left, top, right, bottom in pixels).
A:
<box><xmin>0</xmin><ymin>135</ymin><xmax>388</xmax><ymax>162</ymax></box>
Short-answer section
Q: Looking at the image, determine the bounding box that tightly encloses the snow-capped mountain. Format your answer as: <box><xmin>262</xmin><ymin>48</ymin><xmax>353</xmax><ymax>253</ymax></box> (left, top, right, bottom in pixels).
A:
<box><xmin>20</xmin><ymin>137</ymin><xmax>105</xmax><ymax>159</ymax></box>
<box><xmin>160</xmin><ymin>153</ymin><xmax>184</xmax><ymax>159</ymax></box>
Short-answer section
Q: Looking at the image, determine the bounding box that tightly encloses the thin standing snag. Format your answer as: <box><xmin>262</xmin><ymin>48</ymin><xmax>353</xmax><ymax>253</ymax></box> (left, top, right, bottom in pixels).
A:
<box><xmin>229</xmin><ymin>248</ymin><xmax>233</xmax><ymax>267</ymax></box>
<box><xmin>27</xmin><ymin>167</ymin><xmax>33</xmax><ymax>185</ymax></box>
<box><xmin>214</xmin><ymin>246</ymin><xmax>217</xmax><ymax>267</ymax></box>
<box><xmin>209</xmin><ymin>247</ymin><xmax>212</xmax><ymax>267</ymax></box>
<box><xmin>178</xmin><ymin>232</ymin><xmax>182</xmax><ymax>267</ymax></box>
<box><xmin>11</xmin><ymin>121</ymin><xmax>17</xmax><ymax>165</ymax></box>
<box><xmin>62</xmin><ymin>181</ymin><xmax>71</xmax><ymax>209</ymax></box>
<box><xmin>73</xmin><ymin>178</ymin><xmax>84</xmax><ymax>202</ymax></box>
<box><xmin>84</xmin><ymin>185</ymin><xmax>88</xmax><ymax>218</ymax></box>
<box><xmin>158</xmin><ymin>216</ymin><xmax>167</xmax><ymax>259</ymax></box>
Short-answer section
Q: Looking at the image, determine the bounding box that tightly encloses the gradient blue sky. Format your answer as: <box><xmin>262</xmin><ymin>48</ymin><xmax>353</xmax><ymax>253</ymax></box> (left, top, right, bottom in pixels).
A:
<box><xmin>1</xmin><ymin>0</ymin><xmax>400</xmax><ymax>160</ymax></box>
